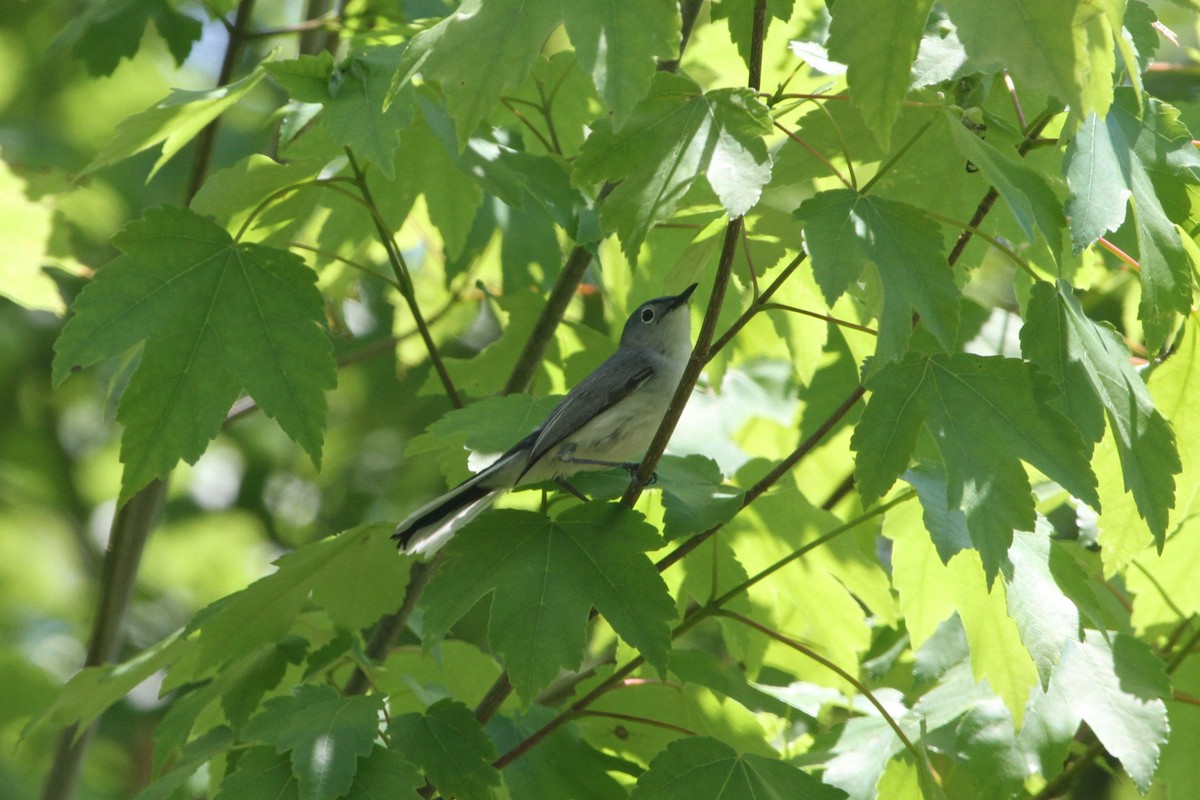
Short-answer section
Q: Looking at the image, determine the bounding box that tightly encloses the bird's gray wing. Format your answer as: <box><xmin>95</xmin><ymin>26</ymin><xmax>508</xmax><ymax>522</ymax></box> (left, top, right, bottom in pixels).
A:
<box><xmin>522</xmin><ymin>352</ymin><xmax>655</xmax><ymax>473</ymax></box>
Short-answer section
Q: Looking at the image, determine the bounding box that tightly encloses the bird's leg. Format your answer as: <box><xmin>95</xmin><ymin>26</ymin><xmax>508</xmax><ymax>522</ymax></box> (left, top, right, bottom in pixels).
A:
<box><xmin>557</xmin><ymin>444</ymin><xmax>658</xmax><ymax>486</ymax></box>
<box><xmin>555</xmin><ymin>477</ymin><xmax>590</xmax><ymax>502</ymax></box>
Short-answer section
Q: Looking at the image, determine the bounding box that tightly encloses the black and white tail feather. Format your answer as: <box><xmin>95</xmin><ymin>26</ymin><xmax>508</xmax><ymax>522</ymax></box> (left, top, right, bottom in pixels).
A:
<box><xmin>393</xmin><ymin>284</ymin><xmax>697</xmax><ymax>557</ymax></box>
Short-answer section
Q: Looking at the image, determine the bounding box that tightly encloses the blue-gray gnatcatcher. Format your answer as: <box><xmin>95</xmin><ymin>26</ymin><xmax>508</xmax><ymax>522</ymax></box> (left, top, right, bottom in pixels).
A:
<box><xmin>393</xmin><ymin>283</ymin><xmax>698</xmax><ymax>556</ymax></box>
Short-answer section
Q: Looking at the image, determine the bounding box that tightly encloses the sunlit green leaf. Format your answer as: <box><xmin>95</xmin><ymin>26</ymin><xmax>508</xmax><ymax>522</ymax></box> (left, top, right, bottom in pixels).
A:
<box><xmin>827</xmin><ymin>0</ymin><xmax>934</xmax><ymax>150</ymax></box>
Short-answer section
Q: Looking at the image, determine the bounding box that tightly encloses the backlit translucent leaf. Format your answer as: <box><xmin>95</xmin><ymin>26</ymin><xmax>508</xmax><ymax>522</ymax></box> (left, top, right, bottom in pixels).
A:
<box><xmin>827</xmin><ymin>0</ymin><xmax>934</xmax><ymax>150</ymax></box>
<box><xmin>421</xmin><ymin>502</ymin><xmax>675</xmax><ymax>702</ymax></box>
<box><xmin>562</xmin><ymin>0</ymin><xmax>679</xmax><ymax>128</ymax></box>
<box><xmin>575</xmin><ymin>72</ymin><xmax>772</xmax><ymax>260</ymax></box>
<box><xmin>0</xmin><ymin>158</ymin><xmax>61</xmax><ymax>313</ymax></box>
<box><xmin>629</xmin><ymin>736</ymin><xmax>845</xmax><ymax>800</ymax></box>
<box><xmin>82</xmin><ymin>67</ymin><xmax>266</xmax><ymax>177</ymax></box>
<box><xmin>1022</xmin><ymin>280</ymin><xmax>1179</xmax><ymax>541</ymax></box>
<box><xmin>886</xmin><ymin>501</ymin><xmax>1039</xmax><ymax>727</ymax></box>
<box><xmin>389</xmin><ymin>699</ymin><xmax>499</xmax><ymax>800</ymax></box>
<box><xmin>243</xmin><ymin>684</ymin><xmax>383</xmax><ymax>800</ymax></box>
<box><xmin>797</xmin><ymin>189</ymin><xmax>959</xmax><ymax>365</ymax></box>
<box><xmin>854</xmin><ymin>353</ymin><xmax>1098</xmax><ymax>579</ymax></box>
<box><xmin>53</xmin><ymin>207</ymin><xmax>335</xmax><ymax>502</ymax></box>
<box><xmin>1064</xmin><ymin>90</ymin><xmax>1200</xmax><ymax>350</ymax></box>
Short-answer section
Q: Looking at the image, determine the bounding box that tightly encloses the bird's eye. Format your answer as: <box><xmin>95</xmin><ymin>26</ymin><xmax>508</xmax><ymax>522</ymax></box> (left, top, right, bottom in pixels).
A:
<box><xmin>641</xmin><ymin>308</ymin><xmax>655</xmax><ymax>323</ymax></box>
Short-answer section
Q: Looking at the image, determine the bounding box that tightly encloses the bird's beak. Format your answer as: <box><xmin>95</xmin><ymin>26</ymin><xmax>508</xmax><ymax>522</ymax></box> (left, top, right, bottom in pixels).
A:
<box><xmin>668</xmin><ymin>283</ymin><xmax>698</xmax><ymax>310</ymax></box>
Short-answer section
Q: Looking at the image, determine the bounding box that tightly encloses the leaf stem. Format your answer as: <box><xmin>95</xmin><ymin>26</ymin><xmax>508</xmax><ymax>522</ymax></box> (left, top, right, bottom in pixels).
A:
<box><xmin>860</xmin><ymin>111</ymin><xmax>938</xmax><ymax>195</ymax></box>
<box><xmin>923</xmin><ymin>211</ymin><xmax>1039</xmax><ymax>279</ymax></box>
<box><xmin>575</xmin><ymin>709</ymin><xmax>697</xmax><ymax>736</ymax></box>
<box><xmin>774</xmin><ymin>120</ymin><xmax>855</xmax><ymax>190</ymax></box>
<box><xmin>709</xmin><ymin>250</ymin><xmax>806</xmax><ymax>357</ymax></box>
<box><xmin>759</xmin><ymin>302</ymin><xmax>877</xmax><ymax>335</ymax></box>
<box><xmin>715</xmin><ymin>609</ymin><xmax>926</xmax><ymax>767</ymax></box>
<box><xmin>344</xmin><ymin>148</ymin><xmax>463</xmax><ymax>408</ymax></box>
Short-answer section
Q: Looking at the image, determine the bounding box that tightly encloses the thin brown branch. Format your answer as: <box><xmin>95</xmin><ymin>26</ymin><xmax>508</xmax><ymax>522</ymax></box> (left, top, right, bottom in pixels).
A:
<box><xmin>344</xmin><ymin>149</ymin><xmax>463</xmax><ymax>408</ymax></box>
<box><xmin>717</xmin><ymin>609</ymin><xmax>928</xmax><ymax>770</ymax></box>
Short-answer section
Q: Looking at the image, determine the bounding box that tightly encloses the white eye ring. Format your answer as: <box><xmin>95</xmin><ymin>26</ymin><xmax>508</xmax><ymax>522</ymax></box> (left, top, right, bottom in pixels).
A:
<box><xmin>641</xmin><ymin>308</ymin><xmax>655</xmax><ymax>323</ymax></box>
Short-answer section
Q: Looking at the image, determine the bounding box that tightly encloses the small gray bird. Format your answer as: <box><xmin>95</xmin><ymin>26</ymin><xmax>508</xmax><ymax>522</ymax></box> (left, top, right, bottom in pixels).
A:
<box><xmin>393</xmin><ymin>283</ymin><xmax>698</xmax><ymax>556</ymax></box>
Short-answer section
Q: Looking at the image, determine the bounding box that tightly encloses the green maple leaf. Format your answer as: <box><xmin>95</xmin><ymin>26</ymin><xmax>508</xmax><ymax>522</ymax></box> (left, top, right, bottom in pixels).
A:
<box><xmin>343</xmin><ymin>747</ymin><xmax>423</xmax><ymax>800</ymax></box>
<box><xmin>1050</xmin><ymin>632</ymin><xmax>1169</xmax><ymax>793</ymax></box>
<box><xmin>657</xmin><ymin>455</ymin><xmax>745</xmax><ymax>541</ymax></box>
<box><xmin>574</xmin><ymin>71</ymin><xmax>773</xmax><ymax>261</ymax></box>
<box><xmin>1064</xmin><ymin>90</ymin><xmax>1200</xmax><ymax>350</ymax></box>
<box><xmin>392</xmin><ymin>0</ymin><xmax>561</xmax><ymax>148</ymax></box>
<box><xmin>214</xmin><ymin>747</ymin><xmax>299</xmax><ymax>800</ymax></box>
<box><xmin>943</xmin><ymin>0</ymin><xmax>1113</xmax><ymax>118</ymax></box>
<box><xmin>630</xmin><ymin>737</ymin><xmax>845</xmax><ymax>800</ymax></box>
<box><xmin>50</xmin><ymin>0</ymin><xmax>201</xmax><ymax>77</ymax></box>
<box><xmin>797</xmin><ymin>189</ymin><xmax>959</xmax><ymax>365</ymax></box>
<box><xmin>420</xmin><ymin>502</ymin><xmax>676</xmax><ymax>702</ymax></box>
<box><xmin>389</xmin><ymin>699</ymin><xmax>499</xmax><ymax>800</ymax></box>
<box><xmin>854</xmin><ymin>353</ymin><xmax>1099</xmax><ymax>580</ymax></box>
<box><xmin>827</xmin><ymin>0</ymin><xmax>934</xmax><ymax>150</ymax></box>
<box><xmin>53</xmin><ymin>206</ymin><xmax>336</xmax><ymax>503</ymax></box>
<box><xmin>243</xmin><ymin>685</ymin><xmax>383</xmax><ymax>800</ymax></box>
<box><xmin>1021</xmin><ymin>281</ymin><xmax>1179</xmax><ymax>542</ymax></box>
<box><xmin>562</xmin><ymin>0</ymin><xmax>680</xmax><ymax>129</ymax></box>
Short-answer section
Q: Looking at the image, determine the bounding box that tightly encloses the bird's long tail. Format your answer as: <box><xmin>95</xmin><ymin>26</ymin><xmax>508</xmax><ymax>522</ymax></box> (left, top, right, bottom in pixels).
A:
<box><xmin>392</xmin><ymin>453</ymin><xmax>519</xmax><ymax>556</ymax></box>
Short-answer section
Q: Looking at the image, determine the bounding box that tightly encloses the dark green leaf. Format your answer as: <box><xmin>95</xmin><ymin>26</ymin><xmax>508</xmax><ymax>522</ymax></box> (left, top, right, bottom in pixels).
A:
<box><xmin>630</xmin><ymin>736</ymin><xmax>845</xmax><ymax>800</ymax></box>
<box><xmin>389</xmin><ymin>698</ymin><xmax>499</xmax><ymax>800</ymax></box>
<box><xmin>214</xmin><ymin>747</ymin><xmax>299</xmax><ymax>800</ymax></box>
<box><xmin>1021</xmin><ymin>280</ymin><xmax>1179</xmax><ymax>540</ymax></box>
<box><xmin>855</xmin><ymin>353</ymin><xmax>1099</xmax><ymax>580</ymax></box>
<box><xmin>657</xmin><ymin>455</ymin><xmax>744</xmax><ymax>541</ymax></box>
<box><xmin>53</xmin><ymin>207</ymin><xmax>335</xmax><ymax>501</ymax></box>
<box><xmin>51</xmin><ymin>0</ymin><xmax>201</xmax><ymax>76</ymax></box>
<box><xmin>343</xmin><ymin>747</ymin><xmax>423</xmax><ymax>800</ymax></box>
<box><xmin>827</xmin><ymin>0</ymin><xmax>934</xmax><ymax>150</ymax></box>
<box><xmin>1063</xmin><ymin>90</ymin><xmax>1199</xmax><ymax>350</ymax></box>
<box><xmin>490</xmin><ymin>707</ymin><xmax>629</xmax><ymax>800</ymax></box>
<box><xmin>575</xmin><ymin>72</ymin><xmax>772</xmax><ymax>260</ymax></box>
<box><xmin>797</xmin><ymin>189</ymin><xmax>959</xmax><ymax>365</ymax></box>
<box><xmin>243</xmin><ymin>684</ymin><xmax>383</xmax><ymax>800</ymax></box>
<box><xmin>421</xmin><ymin>502</ymin><xmax>676</xmax><ymax>701</ymax></box>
